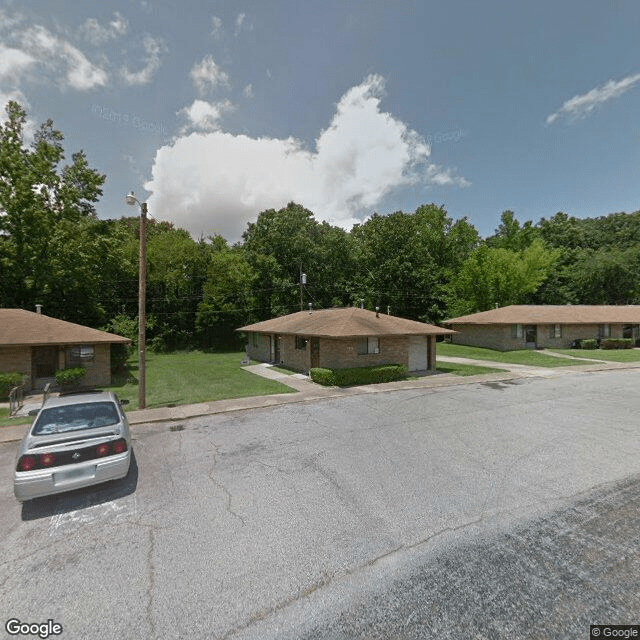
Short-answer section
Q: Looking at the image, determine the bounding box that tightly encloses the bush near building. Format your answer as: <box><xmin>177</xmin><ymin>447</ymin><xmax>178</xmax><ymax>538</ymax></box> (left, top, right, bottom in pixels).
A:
<box><xmin>0</xmin><ymin>372</ymin><xmax>27</xmax><ymax>400</ymax></box>
<box><xmin>600</xmin><ymin>338</ymin><xmax>634</xmax><ymax>350</ymax></box>
<box><xmin>310</xmin><ymin>364</ymin><xmax>407</xmax><ymax>387</ymax></box>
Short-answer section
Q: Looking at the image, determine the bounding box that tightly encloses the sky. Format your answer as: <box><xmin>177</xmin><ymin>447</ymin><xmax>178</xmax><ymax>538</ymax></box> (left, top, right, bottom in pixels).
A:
<box><xmin>1</xmin><ymin>0</ymin><xmax>639</xmax><ymax>242</ymax></box>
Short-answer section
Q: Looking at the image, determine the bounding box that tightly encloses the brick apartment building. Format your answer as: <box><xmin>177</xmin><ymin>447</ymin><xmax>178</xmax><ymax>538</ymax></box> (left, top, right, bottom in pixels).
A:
<box><xmin>0</xmin><ymin>309</ymin><xmax>131</xmax><ymax>389</ymax></box>
<box><xmin>238</xmin><ymin>307</ymin><xmax>454</xmax><ymax>373</ymax></box>
<box><xmin>444</xmin><ymin>305</ymin><xmax>640</xmax><ymax>350</ymax></box>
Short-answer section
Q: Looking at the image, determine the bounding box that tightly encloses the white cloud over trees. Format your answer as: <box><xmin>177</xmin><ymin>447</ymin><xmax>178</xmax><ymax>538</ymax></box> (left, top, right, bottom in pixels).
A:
<box><xmin>145</xmin><ymin>75</ymin><xmax>469</xmax><ymax>241</ymax></box>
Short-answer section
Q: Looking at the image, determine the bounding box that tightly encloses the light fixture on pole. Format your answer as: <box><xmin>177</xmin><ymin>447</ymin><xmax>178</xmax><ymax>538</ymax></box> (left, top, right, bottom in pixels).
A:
<box><xmin>125</xmin><ymin>191</ymin><xmax>148</xmax><ymax>410</ymax></box>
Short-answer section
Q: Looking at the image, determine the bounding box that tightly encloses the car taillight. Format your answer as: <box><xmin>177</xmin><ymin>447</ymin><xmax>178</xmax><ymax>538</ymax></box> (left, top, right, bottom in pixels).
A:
<box><xmin>113</xmin><ymin>439</ymin><xmax>127</xmax><ymax>454</ymax></box>
<box><xmin>96</xmin><ymin>443</ymin><xmax>111</xmax><ymax>457</ymax></box>
<box><xmin>40</xmin><ymin>452</ymin><xmax>55</xmax><ymax>467</ymax></box>
<box><xmin>18</xmin><ymin>455</ymin><xmax>36</xmax><ymax>471</ymax></box>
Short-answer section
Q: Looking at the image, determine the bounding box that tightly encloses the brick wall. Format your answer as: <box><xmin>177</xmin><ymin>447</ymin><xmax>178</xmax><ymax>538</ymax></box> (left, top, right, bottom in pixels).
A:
<box><xmin>450</xmin><ymin>323</ymin><xmax>628</xmax><ymax>350</ymax></box>
<box><xmin>279</xmin><ymin>335</ymin><xmax>310</xmax><ymax>371</ymax></box>
<box><xmin>0</xmin><ymin>343</ymin><xmax>113</xmax><ymax>388</ymax></box>
<box><xmin>82</xmin><ymin>344</ymin><xmax>111</xmax><ymax>386</ymax></box>
<box><xmin>245</xmin><ymin>333</ymin><xmax>272</xmax><ymax>363</ymax></box>
<box><xmin>0</xmin><ymin>346</ymin><xmax>31</xmax><ymax>377</ymax></box>
<box><xmin>319</xmin><ymin>336</ymin><xmax>409</xmax><ymax>369</ymax></box>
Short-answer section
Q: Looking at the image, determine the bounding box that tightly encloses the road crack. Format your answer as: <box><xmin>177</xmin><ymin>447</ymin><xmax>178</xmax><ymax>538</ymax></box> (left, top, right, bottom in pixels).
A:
<box><xmin>209</xmin><ymin>443</ymin><xmax>245</xmax><ymax>526</ymax></box>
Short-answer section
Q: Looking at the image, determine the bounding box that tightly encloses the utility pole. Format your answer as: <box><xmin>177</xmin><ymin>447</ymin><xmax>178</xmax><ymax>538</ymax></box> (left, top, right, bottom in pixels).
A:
<box><xmin>126</xmin><ymin>191</ymin><xmax>148</xmax><ymax>410</ymax></box>
<box><xmin>138</xmin><ymin>203</ymin><xmax>147</xmax><ymax>410</ymax></box>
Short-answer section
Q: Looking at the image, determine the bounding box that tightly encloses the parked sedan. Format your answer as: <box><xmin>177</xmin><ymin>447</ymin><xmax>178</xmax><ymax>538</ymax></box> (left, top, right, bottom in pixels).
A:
<box><xmin>14</xmin><ymin>391</ymin><xmax>132</xmax><ymax>502</ymax></box>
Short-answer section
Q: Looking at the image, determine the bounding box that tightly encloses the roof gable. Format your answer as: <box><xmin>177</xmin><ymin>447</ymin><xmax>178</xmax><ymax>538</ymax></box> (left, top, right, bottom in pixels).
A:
<box><xmin>0</xmin><ymin>309</ymin><xmax>131</xmax><ymax>346</ymax></box>
<box><xmin>237</xmin><ymin>307</ymin><xmax>454</xmax><ymax>337</ymax></box>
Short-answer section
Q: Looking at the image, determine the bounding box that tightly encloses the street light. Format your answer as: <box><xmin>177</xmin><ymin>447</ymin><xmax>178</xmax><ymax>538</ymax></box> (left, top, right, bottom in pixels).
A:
<box><xmin>125</xmin><ymin>191</ymin><xmax>148</xmax><ymax>410</ymax></box>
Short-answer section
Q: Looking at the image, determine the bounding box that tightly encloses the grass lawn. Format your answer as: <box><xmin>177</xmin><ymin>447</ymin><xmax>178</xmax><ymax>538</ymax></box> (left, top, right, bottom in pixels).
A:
<box><xmin>101</xmin><ymin>351</ymin><xmax>295</xmax><ymax>411</ymax></box>
<box><xmin>436</xmin><ymin>361</ymin><xmax>507</xmax><ymax>376</ymax></box>
<box><xmin>548</xmin><ymin>348</ymin><xmax>640</xmax><ymax>363</ymax></box>
<box><xmin>0</xmin><ymin>405</ymin><xmax>30</xmax><ymax>428</ymax></box>
<box><xmin>436</xmin><ymin>342</ymin><xmax>594</xmax><ymax>367</ymax></box>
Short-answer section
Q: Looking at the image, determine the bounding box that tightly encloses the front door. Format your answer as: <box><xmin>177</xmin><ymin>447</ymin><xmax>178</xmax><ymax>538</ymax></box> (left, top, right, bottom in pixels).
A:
<box><xmin>32</xmin><ymin>346</ymin><xmax>58</xmax><ymax>388</ymax></box>
<box><xmin>310</xmin><ymin>338</ymin><xmax>320</xmax><ymax>368</ymax></box>
<box><xmin>274</xmin><ymin>336</ymin><xmax>280</xmax><ymax>363</ymax></box>
<box><xmin>525</xmin><ymin>325</ymin><xmax>537</xmax><ymax>347</ymax></box>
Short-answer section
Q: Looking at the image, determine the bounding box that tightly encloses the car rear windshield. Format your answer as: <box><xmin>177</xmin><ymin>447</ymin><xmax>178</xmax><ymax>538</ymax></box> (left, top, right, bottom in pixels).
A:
<box><xmin>33</xmin><ymin>401</ymin><xmax>119</xmax><ymax>435</ymax></box>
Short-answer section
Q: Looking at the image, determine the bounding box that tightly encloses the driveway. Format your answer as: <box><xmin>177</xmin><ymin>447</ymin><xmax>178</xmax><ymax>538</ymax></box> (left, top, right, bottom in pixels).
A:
<box><xmin>1</xmin><ymin>368</ymin><xmax>640</xmax><ymax>638</ymax></box>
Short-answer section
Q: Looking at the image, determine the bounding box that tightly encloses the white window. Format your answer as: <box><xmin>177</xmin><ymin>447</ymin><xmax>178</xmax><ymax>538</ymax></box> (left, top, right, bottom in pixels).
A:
<box><xmin>511</xmin><ymin>324</ymin><xmax>523</xmax><ymax>339</ymax></box>
<box><xmin>598</xmin><ymin>324</ymin><xmax>611</xmax><ymax>338</ymax></box>
<box><xmin>549</xmin><ymin>324</ymin><xmax>562</xmax><ymax>339</ymax></box>
<box><xmin>357</xmin><ymin>337</ymin><xmax>380</xmax><ymax>355</ymax></box>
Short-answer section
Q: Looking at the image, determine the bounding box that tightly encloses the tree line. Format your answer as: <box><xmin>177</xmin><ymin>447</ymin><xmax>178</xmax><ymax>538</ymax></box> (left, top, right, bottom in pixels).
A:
<box><xmin>2</xmin><ymin>102</ymin><xmax>640</xmax><ymax>352</ymax></box>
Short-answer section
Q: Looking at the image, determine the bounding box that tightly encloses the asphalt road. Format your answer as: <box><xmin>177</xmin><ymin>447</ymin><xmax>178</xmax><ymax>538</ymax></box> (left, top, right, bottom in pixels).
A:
<box><xmin>1</xmin><ymin>369</ymin><xmax>639</xmax><ymax>639</ymax></box>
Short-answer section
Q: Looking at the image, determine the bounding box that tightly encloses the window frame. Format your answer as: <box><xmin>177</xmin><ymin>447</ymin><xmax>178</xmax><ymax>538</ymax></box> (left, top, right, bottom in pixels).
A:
<box><xmin>549</xmin><ymin>324</ymin><xmax>562</xmax><ymax>339</ymax></box>
<box><xmin>357</xmin><ymin>336</ymin><xmax>380</xmax><ymax>355</ymax></box>
<box><xmin>66</xmin><ymin>345</ymin><xmax>94</xmax><ymax>368</ymax></box>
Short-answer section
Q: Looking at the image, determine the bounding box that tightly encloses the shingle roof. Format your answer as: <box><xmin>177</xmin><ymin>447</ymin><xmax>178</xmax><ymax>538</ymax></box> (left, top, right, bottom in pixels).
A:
<box><xmin>0</xmin><ymin>309</ymin><xmax>131</xmax><ymax>346</ymax></box>
<box><xmin>237</xmin><ymin>307</ymin><xmax>454</xmax><ymax>338</ymax></box>
<box><xmin>444</xmin><ymin>305</ymin><xmax>640</xmax><ymax>325</ymax></box>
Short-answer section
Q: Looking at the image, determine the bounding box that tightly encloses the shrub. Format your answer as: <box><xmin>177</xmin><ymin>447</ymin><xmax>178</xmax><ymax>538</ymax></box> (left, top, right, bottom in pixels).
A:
<box><xmin>601</xmin><ymin>338</ymin><xmax>634</xmax><ymax>350</ymax></box>
<box><xmin>311</xmin><ymin>364</ymin><xmax>408</xmax><ymax>387</ymax></box>
<box><xmin>0</xmin><ymin>372</ymin><xmax>28</xmax><ymax>400</ymax></box>
<box><xmin>580</xmin><ymin>339</ymin><xmax>599</xmax><ymax>350</ymax></box>
<box><xmin>310</xmin><ymin>368</ymin><xmax>336</xmax><ymax>386</ymax></box>
<box><xmin>55</xmin><ymin>367</ymin><xmax>86</xmax><ymax>389</ymax></box>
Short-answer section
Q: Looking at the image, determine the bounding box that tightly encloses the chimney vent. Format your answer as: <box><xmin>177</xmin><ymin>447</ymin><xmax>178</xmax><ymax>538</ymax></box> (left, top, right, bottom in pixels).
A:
<box><xmin>360</xmin><ymin>299</ymin><xmax>364</xmax><ymax>309</ymax></box>
<box><xmin>35</xmin><ymin>304</ymin><xmax>42</xmax><ymax>314</ymax></box>
<box><xmin>308</xmin><ymin>303</ymin><xmax>313</xmax><ymax>314</ymax></box>
<box><xmin>376</xmin><ymin>306</ymin><xmax>379</xmax><ymax>318</ymax></box>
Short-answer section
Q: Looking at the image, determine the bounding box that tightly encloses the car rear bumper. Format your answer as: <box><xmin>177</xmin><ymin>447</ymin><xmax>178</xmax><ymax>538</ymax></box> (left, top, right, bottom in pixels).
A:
<box><xmin>14</xmin><ymin>450</ymin><xmax>132</xmax><ymax>502</ymax></box>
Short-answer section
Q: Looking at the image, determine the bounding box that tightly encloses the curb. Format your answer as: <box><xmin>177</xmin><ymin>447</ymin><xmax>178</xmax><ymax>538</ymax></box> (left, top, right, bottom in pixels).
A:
<box><xmin>2</xmin><ymin>360</ymin><xmax>640</xmax><ymax>444</ymax></box>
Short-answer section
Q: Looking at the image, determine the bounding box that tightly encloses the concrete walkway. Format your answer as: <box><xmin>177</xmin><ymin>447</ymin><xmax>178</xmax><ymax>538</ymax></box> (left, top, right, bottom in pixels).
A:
<box><xmin>2</xmin><ymin>358</ymin><xmax>640</xmax><ymax>444</ymax></box>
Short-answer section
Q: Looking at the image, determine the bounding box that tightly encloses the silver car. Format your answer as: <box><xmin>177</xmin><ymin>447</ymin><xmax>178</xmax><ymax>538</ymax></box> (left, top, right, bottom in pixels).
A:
<box><xmin>14</xmin><ymin>391</ymin><xmax>132</xmax><ymax>502</ymax></box>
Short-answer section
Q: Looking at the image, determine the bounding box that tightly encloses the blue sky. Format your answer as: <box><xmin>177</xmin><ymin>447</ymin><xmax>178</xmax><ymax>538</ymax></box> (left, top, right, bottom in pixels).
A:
<box><xmin>1</xmin><ymin>0</ymin><xmax>639</xmax><ymax>241</ymax></box>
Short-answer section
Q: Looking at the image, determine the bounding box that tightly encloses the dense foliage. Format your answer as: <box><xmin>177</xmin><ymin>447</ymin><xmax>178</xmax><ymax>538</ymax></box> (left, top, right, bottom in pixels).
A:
<box><xmin>2</xmin><ymin>102</ymin><xmax>640</xmax><ymax>351</ymax></box>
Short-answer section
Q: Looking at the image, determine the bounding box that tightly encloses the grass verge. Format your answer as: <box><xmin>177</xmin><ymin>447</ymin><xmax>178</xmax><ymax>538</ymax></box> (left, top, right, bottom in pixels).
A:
<box><xmin>436</xmin><ymin>361</ymin><xmax>507</xmax><ymax>376</ymax></box>
<box><xmin>437</xmin><ymin>342</ymin><xmax>593</xmax><ymax>367</ymax></box>
<box><xmin>548</xmin><ymin>348</ymin><xmax>640</xmax><ymax>363</ymax></box>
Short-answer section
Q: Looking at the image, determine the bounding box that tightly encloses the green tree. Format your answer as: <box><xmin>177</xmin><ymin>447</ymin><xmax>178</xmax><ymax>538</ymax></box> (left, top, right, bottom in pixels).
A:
<box><xmin>351</xmin><ymin>204</ymin><xmax>479</xmax><ymax>323</ymax></box>
<box><xmin>486</xmin><ymin>210</ymin><xmax>538</xmax><ymax>251</ymax></box>
<box><xmin>0</xmin><ymin>101</ymin><xmax>106</xmax><ymax>314</ymax></box>
<box><xmin>196</xmin><ymin>243</ymin><xmax>258</xmax><ymax>347</ymax></box>
<box><xmin>447</xmin><ymin>239</ymin><xmax>560</xmax><ymax>316</ymax></box>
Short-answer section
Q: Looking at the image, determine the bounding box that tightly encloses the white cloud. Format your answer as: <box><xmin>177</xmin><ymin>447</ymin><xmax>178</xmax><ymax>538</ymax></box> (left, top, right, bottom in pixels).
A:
<box><xmin>190</xmin><ymin>55</ymin><xmax>229</xmax><ymax>94</ymax></box>
<box><xmin>20</xmin><ymin>25</ymin><xmax>108</xmax><ymax>90</ymax></box>
<box><xmin>121</xmin><ymin>35</ymin><xmax>165</xmax><ymax>85</ymax></box>
<box><xmin>145</xmin><ymin>74</ymin><xmax>469</xmax><ymax>241</ymax></box>
<box><xmin>546</xmin><ymin>72</ymin><xmax>640</xmax><ymax>125</ymax></box>
<box><xmin>211</xmin><ymin>15</ymin><xmax>222</xmax><ymax>37</ymax></box>
<box><xmin>178</xmin><ymin>99</ymin><xmax>234</xmax><ymax>132</ymax></box>
<box><xmin>81</xmin><ymin>12</ymin><xmax>128</xmax><ymax>44</ymax></box>
<box><xmin>243</xmin><ymin>84</ymin><xmax>253</xmax><ymax>98</ymax></box>
<box><xmin>0</xmin><ymin>44</ymin><xmax>35</xmax><ymax>83</ymax></box>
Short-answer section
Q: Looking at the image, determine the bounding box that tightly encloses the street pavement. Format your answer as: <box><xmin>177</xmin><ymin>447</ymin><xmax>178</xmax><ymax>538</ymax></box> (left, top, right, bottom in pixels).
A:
<box><xmin>1</xmin><ymin>367</ymin><xmax>640</xmax><ymax>639</ymax></box>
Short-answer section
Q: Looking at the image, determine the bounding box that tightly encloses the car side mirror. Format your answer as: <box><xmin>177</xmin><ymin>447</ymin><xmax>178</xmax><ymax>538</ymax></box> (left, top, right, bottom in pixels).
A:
<box><xmin>119</xmin><ymin>399</ymin><xmax>130</xmax><ymax>405</ymax></box>
<box><xmin>28</xmin><ymin>409</ymin><xmax>39</xmax><ymax>416</ymax></box>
